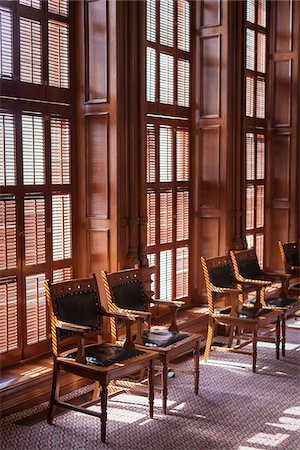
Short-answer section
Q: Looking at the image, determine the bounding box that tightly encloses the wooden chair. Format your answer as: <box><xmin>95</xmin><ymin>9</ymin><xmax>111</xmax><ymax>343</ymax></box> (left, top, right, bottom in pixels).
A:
<box><xmin>279</xmin><ymin>241</ymin><xmax>300</xmax><ymax>296</ymax></box>
<box><xmin>101</xmin><ymin>267</ymin><xmax>201</xmax><ymax>414</ymax></box>
<box><xmin>201</xmin><ymin>255</ymin><xmax>282</xmax><ymax>373</ymax></box>
<box><xmin>45</xmin><ymin>275</ymin><xmax>156</xmax><ymax>443</ymax></box>
<box><xmin>230</xmin><ymin>248</ymin><xmax>300</xmax><ymax>355</ymax></box>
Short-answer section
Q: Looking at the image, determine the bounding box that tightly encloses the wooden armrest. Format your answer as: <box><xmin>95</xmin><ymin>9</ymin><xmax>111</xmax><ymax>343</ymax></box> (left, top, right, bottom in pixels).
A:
<box><xmin>152</xmin><ymin>299</ymin><xmax>184</xmax><ymax>308</ymax></box>
<box><xmin>212</xmin><ymin>286</ymin><xmax>242</xmax><ymax>295</ymax></box>
<box><xmin>237</xmin><ymin>278</ymin><xmax>271</xmax><ymax>288</ymax></box>
<box><xmin>262</xmin><ymin>271</ymin><xmax>291</xmax><ymax>280</ymax></box>
<box><xmin>56</xmin><ymin>320</ymin><xmax>92</xmax><ymax>333</ymax></box>
<box><xmin>104</xmin><ymin>310</ymin><xmax>136</xmax><ymax>323</ymax></box>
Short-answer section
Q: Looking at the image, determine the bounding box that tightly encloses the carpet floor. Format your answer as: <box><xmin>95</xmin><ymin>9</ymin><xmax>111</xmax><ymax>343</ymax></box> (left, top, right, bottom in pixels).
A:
<box><xmin>1</xmin><ymin>322</ymin><xmax>300</xmax><ymax>450</ymax></box>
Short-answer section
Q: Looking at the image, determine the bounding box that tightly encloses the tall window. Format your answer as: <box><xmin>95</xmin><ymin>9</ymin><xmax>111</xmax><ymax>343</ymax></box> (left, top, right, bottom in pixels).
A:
<box><xmin>0</xmin><ymin>0</ymin><xmax>74</xmax><ymax>367</ymax></box>
<box><xmin>244</xmin><ymin>0</ymin><xmax>267</xmax><ymax>265</ymax></box>
<box><xmin>146</xmin><ymin>0</ymin><xmax>191</xmax><ymax>302</ymax></box>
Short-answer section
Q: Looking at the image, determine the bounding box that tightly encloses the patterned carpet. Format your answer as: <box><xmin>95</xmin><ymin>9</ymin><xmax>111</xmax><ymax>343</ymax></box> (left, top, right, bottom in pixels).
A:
<box><xmin>1</xmin><ymin>322</ymin><xmax>300</xmax><ymax>450</ymax></box>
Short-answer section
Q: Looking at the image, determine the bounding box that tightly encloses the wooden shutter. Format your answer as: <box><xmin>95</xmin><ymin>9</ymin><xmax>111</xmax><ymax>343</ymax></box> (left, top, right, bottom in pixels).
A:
<box><xmin>0</xmin><ymin>278</ymin><xmax>18</xmax><ymax>353</ymax></box>
<box><xmin>25</xmin><ymin>273</ymin><xmax>46</xmax><ymax>345</ymax></box>
<box><xmin>176</xmin><ymin>247</ymin><xmax>188</xmax><ymax>299</ymax></box>
<box><xmin>19</xmin><ymin>0</ymin><xmax>41</xmax><ymax>9</ymax></box>
<box><xmin>24</xmin><ymin>197</ymin><xmax>46</xmax><ymax>266</ymax></box>
<box><xmin>48</xmin><ymin>0</ymin><xmax>69</xmax><ymax>17</ymax></box>
<box><xmin>0</xmin><ymin>112</ymin><xmax>16</xmax><ymax>186</ymax></box>
<box><xmin>160</xmin><ymin>249</ymin><xmax>173</xmax><ymax>300</ymax></box>
<box><xmin>20</xmin><ymin>17</ymin><xmax>42</xmax><ymax>84</ymax></box>
<box><xmin>52</xmin><ymin>266</ymin><xmax>72</xmax><ymax>283</ymax></box>
<box><xmin>160</xmin><ymin>191</ymin><xmax>173</xmax><ymax>243</ymax></box>
<box><xmin>0</xmin><ymin>6</ymin><xmax>13</xmax><ymax>79</ymax></box>
<box><xmin>48</xmin><ymin>20</ymin><xmax>69</xmax><ymax>88</ymax></box>
<box><xmin>22</xmin><ymin>113</ymin><xmax>45</xmax><ymax>185</ymax></box>
<box><xmin>0</xmin><ymin>196</ymin><xmax>17</xmax><ymax>270</ymax></box>
<box><xmin>50</xmin><ymin>116</ymin><xmax>70</xmax><ymax>184</ymax></box>
<box><xmin>52</xmin><ymin>193</ymin><xmax>72</xmax><ymax>261</ymax></box>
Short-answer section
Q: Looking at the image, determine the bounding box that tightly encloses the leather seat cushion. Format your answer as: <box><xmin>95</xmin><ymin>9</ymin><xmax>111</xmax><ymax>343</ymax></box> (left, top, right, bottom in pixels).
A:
<box><xmin>112</xmin><ymin>281</ymin><xmax>147</xmax><ymax>311</ymax></box>
<box><xmin>143</xmin><ymin>329</ymin><xmax>191</xmax><ymax>348</ymax></box>
<box><xmin>66</xmin><ymin>344</ymin><xmax>145</xmax><ymax>367</ymax></box>
<box><xmin>219</xmin><ymin>306</ymin><xmax>274</xmax><ymax>319</ymax></box>
<box><xmin>265</xmin><ymin>297</ymin><xmax>297</xmax><ymax>307</ymax></box>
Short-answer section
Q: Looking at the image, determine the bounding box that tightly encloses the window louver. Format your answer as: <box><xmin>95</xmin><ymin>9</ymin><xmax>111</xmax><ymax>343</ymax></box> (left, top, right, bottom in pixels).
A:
<box><xmin>176</xmin><ymin>128</ymin><xmax>189</xmax><ymax>181</ymax></box>
<box><xmin>51</xmin><ymin>117</ymin><xmax>70</xmax><ymax>184</ymax></box>
<box><xmin>22</xmin><ymin>113</ymin><xmax>45</xmax><ymax>185</ymax></box>
<box><xmin>177</xmin><ymin>59</ymin><xmax>190</xmax><ymax>107</ymax></box>
<box><xmin>147</xmin><ymin>124</ymin><xmax>156</xmax><ymax>182</ymax></box>
<box><xmin>48</xmin><ymin>0</ymin><xmax>69</xmax><ymax>17</ymax></box>
<box><xmin>0</xmin><ymin>278</ymin><xmax>18</xmax><ymax>353</ymax></box>
<box><xmin>0</xmin><ymin>112</ymin><xmax>16</xmax><ymax>186</ymax></box>
<box><xmin>146</xmin><ymin>47</ymin><xmax>156</xmax><ymax>102</ymax></box>
<box><xmin>246</xmin><ymin>29</ymin><xmax>255</xmax><ymax>71</ymax></box>
<box><xmin>256</xmin><ymin>234</ymin><xmax>264</xmax><ymax>266</ymax></box>
<box><xmin>246</xmin><ymin>185</ymin><xmax>255</xmax><ymax>230</ymax></box>
<box><xmin>0</xmin><ymin>197</ymin><xmax>17</xmax><ymax>270</ymax></box>
<box><xmin>0</xmin><ymin>6</ymin><xmax>13</xmax><ymax>79</ymax></box>
<box><xmin>246</xmin><ymin>76</ymin><xmax>254</xmax><ymax>117</ymax></box>
<box><xmin>24</xmin><ymin>197</ymin><xmax>46</xmax><ymax>266</ymax></box>
<box><xmin>256</xmin><ymin>185</ymin><xmax>264</xmax><ymax>227</ymax></box>
<box><xmin>53</xmin><ymin>267</ymin><xmax>72</xmax><ymax>283</ymax></box>
<box><xmin>19</xmin><ymin>0</ymin><xmax>41</xmax><ymax>9</ymax></box>
<box><xmin>256</xmin><ymin>135</ymin><xmax>265</xmax><ymax>179</ymax></box>
<box><xmin>160</xmin><ymin>191</ymin><xmax>173</xmax><ymax>244</ymax></box>
<box><xmin>147</xmin><ymin>191</ymin><xmax>156</xmax><ymax>246</ymax></box>
<box><xmin>48</xmin><ymin>20</ymin><xmax>69</xmax><ymax>88</ymax></box>
<box><xmin>160</xmin><ymin>53</ymin><xmax>174</xmax><ymax>104</ymax></box>
<box><xmin>246</xmin><ymin>0</ymin><xmax>255</xmax><ymax>23</ymax></box>
<box><xmin>146</xmin><ymin>0</ymin><xmax>156</xmax><ymax>43</ymax></box>
<box><xmin>20</xmin><ymin>18</ymin><xmax>42</xmax><ymax>84</ymax></box>
<box><xmin>176</xmin><ymin>247</ymin><xmax>188</xmax><ymax>299</ymax></box>
<box><xmin>160</xmin><ymin>0</ymin><xmax>174</xmax><ymax>47</ymax></box>
<box><xmin>159</xmin><ymin>125</ymin><xmax>173</xmax><ymax>182</ymax></box>
<box><xmin>160</xmin><ymin>250</ymin><xmax>173</xmax><ymax>300</ymax></box>
<box><xmin>246</xmin><ymin>133</ymin><xmax>255</xmax><ymax>180</ymax></box>
<box><xmin>176</xmin><ymin>191</ymin><xmax>189</xmax><ymax>241</ymax></box>
<box><xmin>177</xmin><ymin>0</ymin><xmax>190</xmax><ymax>52</ymax></box>
<box><xmin>52</xmin><ymin>193</ymin><xmax>72</xmax><ymax>261</ymax></box>
<box><xmin>26</xmin><ymin>273</ymin><xmax>47</xmax><ymax>345</ymax></box>
<box><xmin>257</xmin><ymin>0</ymin><xmax>266</xmax><ymax>27</ymax></box>
<box><xmin>246</xmin><ymin>234</ymin><xmax>254</xmax><ymax>249</ymax></box>
<box><xmin>256</xmin><ymin>77</ymin><xmax>265</xmax><ymax>118</ymax></box>
<box><xmin>257</xmin><ymin>33</ymin><xmax>266</xmax><ymax>73</ymax></box>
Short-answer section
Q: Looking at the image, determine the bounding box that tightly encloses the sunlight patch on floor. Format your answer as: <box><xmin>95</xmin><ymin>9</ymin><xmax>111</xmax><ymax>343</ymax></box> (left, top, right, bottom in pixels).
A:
<box><xmin>247</xmin><ymin>432</ymin><xmax>289</xmax><ymax>447</ymax></box>
<box><xmin>284</xmin><ymin>406</ymin><xmax>300</xmax><ymax>416</ymax></box>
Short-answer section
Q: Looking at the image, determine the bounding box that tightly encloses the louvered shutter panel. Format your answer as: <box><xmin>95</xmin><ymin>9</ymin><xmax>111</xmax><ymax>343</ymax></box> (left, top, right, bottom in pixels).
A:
<box><xmin>48</xmin><ymin>0</ymin><xmax>69</xmax><ymax>17</ymax></box>
<box><xmin>0</xmin><ymin>278</ymin><xmax>18</xmax><ymax>353</ymax></box>
<box><xmin>51</xmin><ymin>117</ymin><xmax>70</xmax><ymax>184</ymax></box>
<box><xmin>256</xmin><ymin>234</ymin><xmax>264</xmax><ymax>266</ymax></box>
<box><xmin>147</xmin><ymin>191</ymin><xmax>156</xmax><ymax>246</ymax></box>
<box><xmin>53</xmin><ymin>267</ymin><xmax>72</xmax><ymax>283</ymax></box>
<box><xmin>246</xmin><ymin>29</ymin><xmax>255</xmax><ymax>71</ymax></box>
<box><xmin>246</xmin><ymin>185</ymin><xmax>255</xmax><ymax>230</ymax></box>
<box><xmin>256</xmin><ymin>77</ymin><xmax>265</xmax><ymax>118</ymax></box>
<box><xmin>246</xmin><ymin>0</ymin><xmax>255</xmax><ymax>23</ymax></box>
<box><xmin>257</xmin><ymin>0</ymin><xmax>266</xmax><ymax>27</ymax></box>
<box><xmin>0</xmin><ymin>6</ymin><xmax>13</xmax><ymax>79</ymax></box>
<box><xmin>177</xmin><ymin>0</ymin><xmax>190</xmax><ymax>52</ymax></box>
<box><xmin>52</xmin><ymin>193</ymin><xmax>72</xmax><ymax>260</ymax></box>
<box><xmin>160</xmin><ymin>53</ymin><xmax>174</xmax><ymax>104</ymax></box>
<box><xmin>257</xmin><ymin>33</ymin><xmax>266</xmax><ymax>73</ymax></box>
<box><xmin>0</xmin><ymin>112</ymin><xmax>16</xmax><ymax>186</ymax></box>
<box><xmin>146</xmin><ymin>124</ymin><xmax>156</xmax><ymax>182</ymax></box>
<box><xmin>22</xmin><ymin>113</ymin><xmax>45</xmax><ymax>185</ymax></box>
<box><xmin>19</xmin><ymin>0</ymin><xmax>41</xmax><ymax>9</ymax></box>
<box><xmin>159</xmin><ymin>125</ymin><xmax>173</xmax><ymax>181</ymax></box>
<box><xmin>160</xmin><ymin>0</ymin><xmax>174</xmax><ymax>47</ymax></box>
<box><xmin>256</xmin><ymin>185</ymin><xmax>264</xmax><ymax>228</ymax></box>
<box><xmin>0</xmin><ymin>197</ymin><xmax>17</xmax><ymax>270</ymax></box>
<box><xmin>20</xmin><ymin>18</ymin><xmax>42</xmax><ymax>84</ymax></box>
<box><xmin>176</xmin><ymin>191</ymin><xmax>189</xmax><ymax>241</ymax></box>
<box><xmin>177</xmin><ymin>59</ymin><xmax>190</xmax><ymax>107</ymax></box>
<box><xmin>146</xmin><ymin>0</ymin><xmax>156</xmax><ymax>43</ymax></box>
<box><xmin>26</xmin><ymin>273</ymin><xmax>46</xmax><ymax>345</ymax></box>
<box><xmin>246</xmin><ymin>234</ymin><xmax>254</xmax><ymax>249</ymax></box>
<box><xmin>176</xmin><ymin>247</ymin><xmax>188</xmax><ymax>299</ymax></box>
<box><xmin>246</xmin><ymin>76</ymin><xmax>254</xmax><ymax>117</ymax></box>
<box><xmin>246</xmin><ymin>133</ymin><xmax>255</xmax><ymax>180</ymax></box>
<box><xmin>146</xmin><ymin>47</ymin><xmax>156</xmax><ymax>102</ymax></box>
<box><xmin>24</xmin><ymin>197</ymin><xmax>46</xmax><ymax>265</ymax></box>
<box><xmin>256</xmin><ymin>135</ymin><xmax>265</xmax><ymax>179</ymax></box>
<box><xmin>176</xmin><ymin>128</ymin><xmax>189</xmax><ymax>181</ymax></box>
<box><xmin>160</xmin><ymin>250</ymin><xmax>173</xmax><ymax>300</ymax></box>
<box><xmin>160</xmin><ymin>191</ymin><xmax>173</xmax><ymax>244</ymax></box>
<box><xmin>48</xmin><ymin>20</ymin><xmax>69</xmax><ymax>88</ymax></box>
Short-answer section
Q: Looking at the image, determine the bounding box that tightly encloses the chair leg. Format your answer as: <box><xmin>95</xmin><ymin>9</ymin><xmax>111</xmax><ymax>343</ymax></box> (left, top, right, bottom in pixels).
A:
<box><xmin>252</xmin><ymin>330</ymin><xmax>258</xmax><ymax>373</ymax></box>
<box><xmin>92</xmin><ymin>381</ymin><xmax>101</xmax><ymax>400</ymax></box>
<box><xmin>148</xmin><ymin>359</ymin><xmax>154</xmax><ymax>419</ymax></box>
<box><xmin>204</xmin><ymin>319</ymin><xmax>214</xmax><ymax>363</ymax></box>
<box><xmin>276</xmin><ymin>316</ymin><xmax>280</xmax><ymax>360</ymax></box>
<box><xmin>194</xmin><ymin>340</ymin><xmax>200</xmax><ymax>395</ymax></box>
<box><xmin>228</xmin><ymin>325</ymin><xmax>235</xmax><ymax>348</ymax></box>
<box><xmin>47</xmin><ymin>359</ymin><xmax>60</xmax><ymax>424</ymax></box>
<box><xmin>236</xmin><ymin>327</ymin><xmax>241</xmax><ymax>346</ymax></box>
<box><xmin>100</xmin><ymin>382</ymin><xmax>108</xmax><ymax>443</ymax></box>
<box><xmin>162</xmin><ymin>360</ymin><xmax>168</xmax><ymax>414</ymax></box>
<box><xmin>281</xmin><ymin>314</ymin><xmax>286</xmax><ymax>357</ymax></box>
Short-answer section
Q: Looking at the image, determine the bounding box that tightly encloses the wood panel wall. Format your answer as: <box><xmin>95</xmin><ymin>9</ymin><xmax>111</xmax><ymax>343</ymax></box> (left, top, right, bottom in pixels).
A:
<box><xmin>266</xmin><ymin>0</ymin><xmax>300</xmax><ymax>270</ymax></box>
